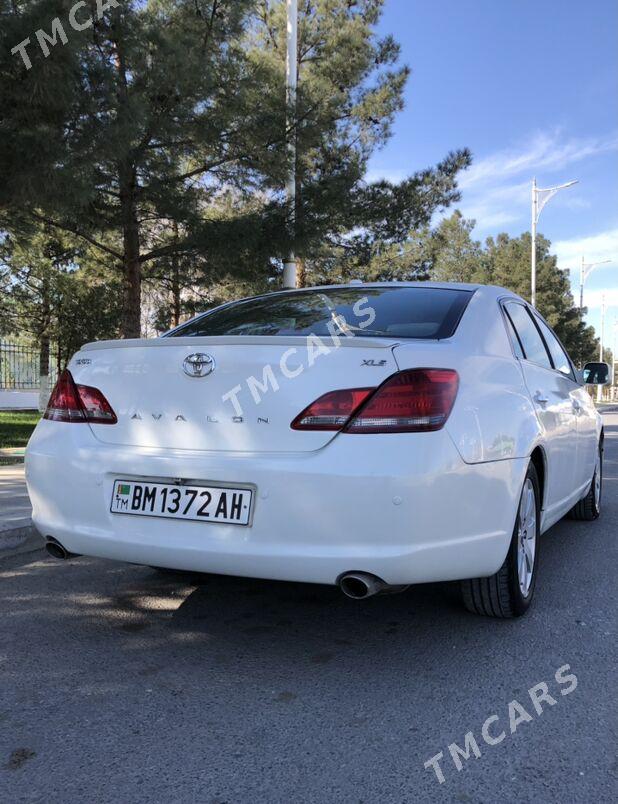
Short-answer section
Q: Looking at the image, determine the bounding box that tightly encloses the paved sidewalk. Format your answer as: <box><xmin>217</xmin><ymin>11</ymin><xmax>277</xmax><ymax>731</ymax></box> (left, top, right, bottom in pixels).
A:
<box><xmin>0</xmin><ymin>463</ymin><xmax>30</xmax><ymax>524</ymax></box>
<box><xmin>0</xmin><ymin>463</ymin><xmax>33</xmax><ymax>550</ymax></box>
<box><xmin>0</xmin><ymin>389</ymin><xmax>38</xmax><ymax>409</ymax></box>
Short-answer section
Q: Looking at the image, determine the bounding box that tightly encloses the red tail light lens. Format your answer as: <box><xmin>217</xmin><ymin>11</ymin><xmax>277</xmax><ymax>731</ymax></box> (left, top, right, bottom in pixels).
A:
<box><xmin>291</xmin><ymin>388</ymin><xmax>374</xmax><ymax>430</ymax></box>
<box><xmin>44</xmin><ymin>370</ymin><xmax>117</xmax><ymax>424</ymax></box>
<box><xmin>43</xmin><ymin>370</ymin><xmax>85</xmax><ymax>422</ymax></box>
<box><xmin>345</xmin><ymin>369</ymin><xmax>459</xmax><ymax>433</ymax></box>
<box><xmin>76</xmin><ymin>383</ymin><xmax>118</xmax><ymax>423</ymax></box>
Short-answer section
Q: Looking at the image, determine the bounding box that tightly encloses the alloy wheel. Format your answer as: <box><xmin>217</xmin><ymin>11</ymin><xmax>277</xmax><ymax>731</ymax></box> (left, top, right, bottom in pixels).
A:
<box><xmin>594</xmin><ymin>451</ymin><xmax>602</xmax><ymax>510</ymax></box>
<box><xmin>517</xmin><ymin>478</ymin><xmax>537</xmax><ymax>597</ymax></box>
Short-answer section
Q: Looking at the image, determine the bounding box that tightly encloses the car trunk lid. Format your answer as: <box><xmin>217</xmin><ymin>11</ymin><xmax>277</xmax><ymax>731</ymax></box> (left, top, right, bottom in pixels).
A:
<box><xmin>72</xmin><ymin>336</ymin><xmax>400</xmax><ymax>453</ymax></box>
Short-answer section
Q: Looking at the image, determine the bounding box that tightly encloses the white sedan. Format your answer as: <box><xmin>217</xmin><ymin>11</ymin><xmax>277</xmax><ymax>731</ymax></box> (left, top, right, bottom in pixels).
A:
<box><xmin>25</xmin><ymin>283</ymin><xmax>608</xmax><ymax>617</ymax></box>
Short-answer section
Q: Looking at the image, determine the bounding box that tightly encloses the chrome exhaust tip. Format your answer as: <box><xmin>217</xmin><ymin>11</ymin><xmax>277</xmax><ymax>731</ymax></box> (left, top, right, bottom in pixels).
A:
<box><xmin>338</xmin><ymin>572</ymin><xmax>386</xmax><ymax>599</ymax></box>
<box><xmin>338</xmin><ymin>572</ymin><xmax>409</xmax><ymax>600</ymax></box>
<box><xmin>45</xmin><ymin>538</ymin><xmax>79</xmax><ymax>560</ymax></box>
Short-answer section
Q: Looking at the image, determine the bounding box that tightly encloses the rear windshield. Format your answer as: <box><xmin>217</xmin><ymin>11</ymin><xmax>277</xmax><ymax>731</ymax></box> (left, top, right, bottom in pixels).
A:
<box><xmin>167</xmin><ymin>287</ymin><xmax>474</xmax><ymax>340</ymax></box>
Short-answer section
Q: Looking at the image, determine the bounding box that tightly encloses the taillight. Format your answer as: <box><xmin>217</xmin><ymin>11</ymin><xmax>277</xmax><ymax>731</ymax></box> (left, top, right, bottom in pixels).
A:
<box><xmin>291</xmin><ymin>388</ymin><xmax>374</xmax><ymax>430</ymax></box>
<box><xmin>43</xmin><ymin>370</ymin><xmax>85</xmax><ymax>422</ymax></box>
<box><xmin>76</xmin><ymin>383</ymin><xmax>118</xmax><ymax>424</ymax></box>
<box><xmin>290</xmin><ymin>369</ymin><xmax>458</xmax><ymax>434</ymax></box>
<box><xmin>346</xmin><ymin>369</ymin><xmax>458</xmax><ymax>433</ymax></box>
<box><xmin>44</xmin><ymin>370</ymin><xmax>117</xmax><ymax>424</ymax></box>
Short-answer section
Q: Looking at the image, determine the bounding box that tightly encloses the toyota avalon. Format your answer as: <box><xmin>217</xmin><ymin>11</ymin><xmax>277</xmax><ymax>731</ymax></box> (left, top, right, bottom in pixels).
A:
<box><xmin>25</xmin><ymin>283</ymin><xmax>607</xmax><ymax>617</ymax></box>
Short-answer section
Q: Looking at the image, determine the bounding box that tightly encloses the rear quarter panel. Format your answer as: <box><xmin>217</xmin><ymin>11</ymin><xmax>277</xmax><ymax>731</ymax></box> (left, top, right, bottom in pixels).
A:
<box><xmin>445</xmin><ymin>354</ymin><xmax>541</xmax><ymax>463</ymax></box>
<box><xmin>393</xmin><ymin>289</ymin><xmax>542</xmax><ymax>464</ymax></box>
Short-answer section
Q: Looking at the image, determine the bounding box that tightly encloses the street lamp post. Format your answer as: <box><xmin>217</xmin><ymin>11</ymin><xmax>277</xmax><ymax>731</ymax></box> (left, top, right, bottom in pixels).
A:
<box><xmin>611</xmin><ymin>318</ymin><xmax>618</xmax><ymax>401</ymax></box>
<box><xmin>597</xmin><ymin>293</ymin><xmax>606</xmax><ymax>403</ymax></box>
<box><xmin>531</xmin><ymin>178</ymin><xmax>538</xmax><ymax>308</ymax></box>
<box><xmin>531</xmin><ymin>177</ymin><xmax>578</xmax><ymax>308</ymax></box>
<box><xmin>282</xmin><ymin>0</ymin><xmax>298</xmax><ymax>289</ymax></box>
<box><xmin>579</xmin><ymin>257</ymin><xmax>611</xmax><ymax>309</ymax></box>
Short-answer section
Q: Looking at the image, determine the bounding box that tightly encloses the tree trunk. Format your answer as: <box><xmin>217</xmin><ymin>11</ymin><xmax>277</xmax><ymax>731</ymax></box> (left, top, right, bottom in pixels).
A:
<box><xmin>120</xmin><ymin>175</ymin><xmax>141</xmax><ymax>339</ymax></box>
<box><xmin>114</xmin><ymin>16</ymin><xmax>141</xmax><ymax>340</ymax></box>
<box><xmin>38</xmin><ymin>278</ymin><xmax>50</xmax><ymax>412</ymax></box>
<box><xmin>296</xmin><ymin>258</ymin><xmax>306</xmax><ymax>288</ymax></box>
<box><xmin>171</xmin><ymin>221</ymin><xmax>181</xmax><ymax>327</ymax></box>
<box><xmin>38</xmin><ymin>334</ymin><xmax>50</xmax><ymax>413</ymax></box>
<box><xmin>38</xmin><ymin>338</ymin><xmax>49</xmax><ymax>416</ymax></box>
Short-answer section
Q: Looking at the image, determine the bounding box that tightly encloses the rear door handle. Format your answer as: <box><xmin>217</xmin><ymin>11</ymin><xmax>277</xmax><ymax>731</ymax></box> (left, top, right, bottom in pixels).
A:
<box><xmin>533</xmin><ymin>391</ymin><xmax>549</xmax><ymax>406</ymax></box>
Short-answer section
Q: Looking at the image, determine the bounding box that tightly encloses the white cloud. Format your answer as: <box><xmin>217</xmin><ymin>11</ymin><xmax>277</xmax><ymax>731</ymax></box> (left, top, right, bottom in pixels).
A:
<box><xmin>560</xmin><ymin>197</ymin><xmax>592</xmax><ymax>211</ymax></box>
<box><xmin>553</xmin><ymin>228</ymin><xmax>618</xmax><ymax>269</ymax></box>
<box><xmin>581</xmin><ymin>288</ymin><xmax>618</xmax><ymax>310</ymax></box>
<box><xmin>460</xmin><ymin>130</ymin><xmax>618</xmax><ymax>189</ymax></box>
<box><xmin>368</xmin><ymin>129</ymin><xmax>618</xmax><ymax>241</ymax></box>
<box><xmin>462</xmin><ymin>180</ymin><xmax>530</xmax><ymax>229</ymax></box>
<box><xmin>457</xmin><ymin>129</ymin><xmax>618</xmax><ymax>233</ymax></box>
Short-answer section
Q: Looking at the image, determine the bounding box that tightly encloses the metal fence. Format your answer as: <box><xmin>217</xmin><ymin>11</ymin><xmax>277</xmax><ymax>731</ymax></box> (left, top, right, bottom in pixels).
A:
<box><xmin>0</xmin><ymin>342</ymin><xmax>58</xmax><ymax>390</ymax></box>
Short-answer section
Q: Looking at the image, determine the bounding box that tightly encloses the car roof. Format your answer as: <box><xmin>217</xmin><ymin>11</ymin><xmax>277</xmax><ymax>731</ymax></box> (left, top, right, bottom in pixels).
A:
<box><xmin>258</xmin><ymin>281</ymin><xmax>524</xmax><ymax>302</ymax></box>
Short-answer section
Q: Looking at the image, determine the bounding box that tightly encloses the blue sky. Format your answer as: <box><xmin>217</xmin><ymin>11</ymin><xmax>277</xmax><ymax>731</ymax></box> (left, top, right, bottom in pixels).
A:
<box><xmin>369</xmin><ymin>0</ymin><xmax>618</xmax><ymax>344</ymax></box>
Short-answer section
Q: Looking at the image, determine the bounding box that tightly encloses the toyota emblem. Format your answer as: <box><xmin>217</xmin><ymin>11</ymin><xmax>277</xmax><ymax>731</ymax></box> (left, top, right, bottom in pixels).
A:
<box><xmin>183</xmin><ymin>353</ymin><xmax>215</xmax><ymax>378</ymax></box>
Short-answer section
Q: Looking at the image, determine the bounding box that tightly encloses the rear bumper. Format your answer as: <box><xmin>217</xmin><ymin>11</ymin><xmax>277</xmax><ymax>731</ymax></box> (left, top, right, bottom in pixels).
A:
<box><xmin>25</xmin><ymin>421</ymin><xmax>527</xmax><ymax>585</ymax></box>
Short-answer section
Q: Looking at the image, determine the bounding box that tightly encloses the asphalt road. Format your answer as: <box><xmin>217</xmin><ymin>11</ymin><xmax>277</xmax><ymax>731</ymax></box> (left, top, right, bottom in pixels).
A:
<box><xmin>1</xmin><ymin>414</ymin><xmax>616</xmax><ymax>804</ymax></box>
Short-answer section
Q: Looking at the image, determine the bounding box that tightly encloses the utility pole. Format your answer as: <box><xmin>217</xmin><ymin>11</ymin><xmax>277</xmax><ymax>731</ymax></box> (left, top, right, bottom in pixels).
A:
<box><xmin>531</xmin><ymin>178</ymin><xmax>537</xmax><ymax>309</ymax></box>
<box><xmin>597</xmin><ymin>293</ymin><xmax>606</xmax><ymax>403</ymax></box>
<box><xmin>579</xmin><ymin>256</ymin><xmax>611</xmax><ymax>309</ymax></box>
<box><xmin>282</xmin><ymin>0</ymin><xmax>298</xmax><ymax>289</ymax></box>
<box><xmin>580</xmin><ymin>256</ymin><xmax>584</xmax><ymax>310</ymax></box>
<box><xmin>530</xmin><ymin>177</ymin><xmax>578</xmax><ymax>307</ymax></box>
<box><xmin>613</xmin><ymin>318</ymin><xmax>618</xmax><ymax>401</ymax></box>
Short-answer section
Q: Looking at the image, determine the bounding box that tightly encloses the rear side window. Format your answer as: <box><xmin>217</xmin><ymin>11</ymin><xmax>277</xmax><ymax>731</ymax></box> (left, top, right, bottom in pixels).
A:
<box><xmin>168</xmin><ymin>287</ymin><xmax>474</xmax><ymax>340</ymax></box>
<box><xmin>534</xmin><ymin>316</ymin><xmax>575</xmax><ymax>380</ymax></box>
<box><xmin>503</xmin><ymin>311</ymin><xmax>525</xmax><ymax>359</ymax></box>
<box><xmin>504</xmin><ymin>302</ymin><xmax>552</xmax><ymax>370</ymax></box>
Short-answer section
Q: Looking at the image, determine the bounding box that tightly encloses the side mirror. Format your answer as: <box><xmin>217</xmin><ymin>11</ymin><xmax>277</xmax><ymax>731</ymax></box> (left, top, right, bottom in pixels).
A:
<box><xmin>582</xmin><ymin>362</ymin><xmax>611</xmax><ymax>386</ymax></box>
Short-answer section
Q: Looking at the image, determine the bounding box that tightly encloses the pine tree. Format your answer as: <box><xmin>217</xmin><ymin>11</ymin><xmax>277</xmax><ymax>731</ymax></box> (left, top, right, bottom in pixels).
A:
<box><xmin>484</xmin><ymin>231</ymin><xmax>598</xmax><ymax>364</ymax></box>
<box><xmin>0</xmin><ymin>227</ymin><xmax>122</xmax><ymax>406</ymax></box>
<box><xmin>0</xmin><ymin>0</ymin><xmax>82</xmax><ymax>219</ymax></box>
<box><xmin>431</xmin><ymin>211</ymin><xmax>485</xmax><ymax>283</ymax></box>
<box><xmin>3</xmin><ymin>1</ymin><xmax>285</xmax><ymax>337</ymax></box>
<box><xmin>2</xmin><ymin>1</ymin><xmax>471</xmax><ymax>337</ymax></box>
<box><xmin>332</xmin><ymin>210</ymin><xmax>600</xmax><ymax>365</ymax></box>
<box><xmin>253</xmin><ymin>0</ymin><xmax>471</xmax><ymax>270</ymax></box>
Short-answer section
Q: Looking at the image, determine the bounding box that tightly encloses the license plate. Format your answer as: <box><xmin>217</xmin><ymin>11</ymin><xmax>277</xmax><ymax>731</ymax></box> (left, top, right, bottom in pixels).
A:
<box><xmin>110</xmin><ymin>479</ymin><xmax>253</xmax><ymax>526</ymax></box>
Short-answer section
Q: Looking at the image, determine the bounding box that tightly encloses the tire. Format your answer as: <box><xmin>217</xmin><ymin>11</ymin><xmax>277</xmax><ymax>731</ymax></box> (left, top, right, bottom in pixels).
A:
<box><xmin>462</xmin><ymin>462</ymin><xmax>541</xmax><ymax>618</ymax></box>
<box><xmin>568</xmin><ymin>442</ymin><xmax>602</xmax><ymax>521</ymax></box>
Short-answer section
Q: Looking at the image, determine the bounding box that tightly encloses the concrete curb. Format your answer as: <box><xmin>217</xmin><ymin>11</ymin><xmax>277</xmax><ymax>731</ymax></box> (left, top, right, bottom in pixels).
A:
<box><xmin>0</xmin><ymin>451</ymin><xmax>25</xmax><ymax>467</ymax></box>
